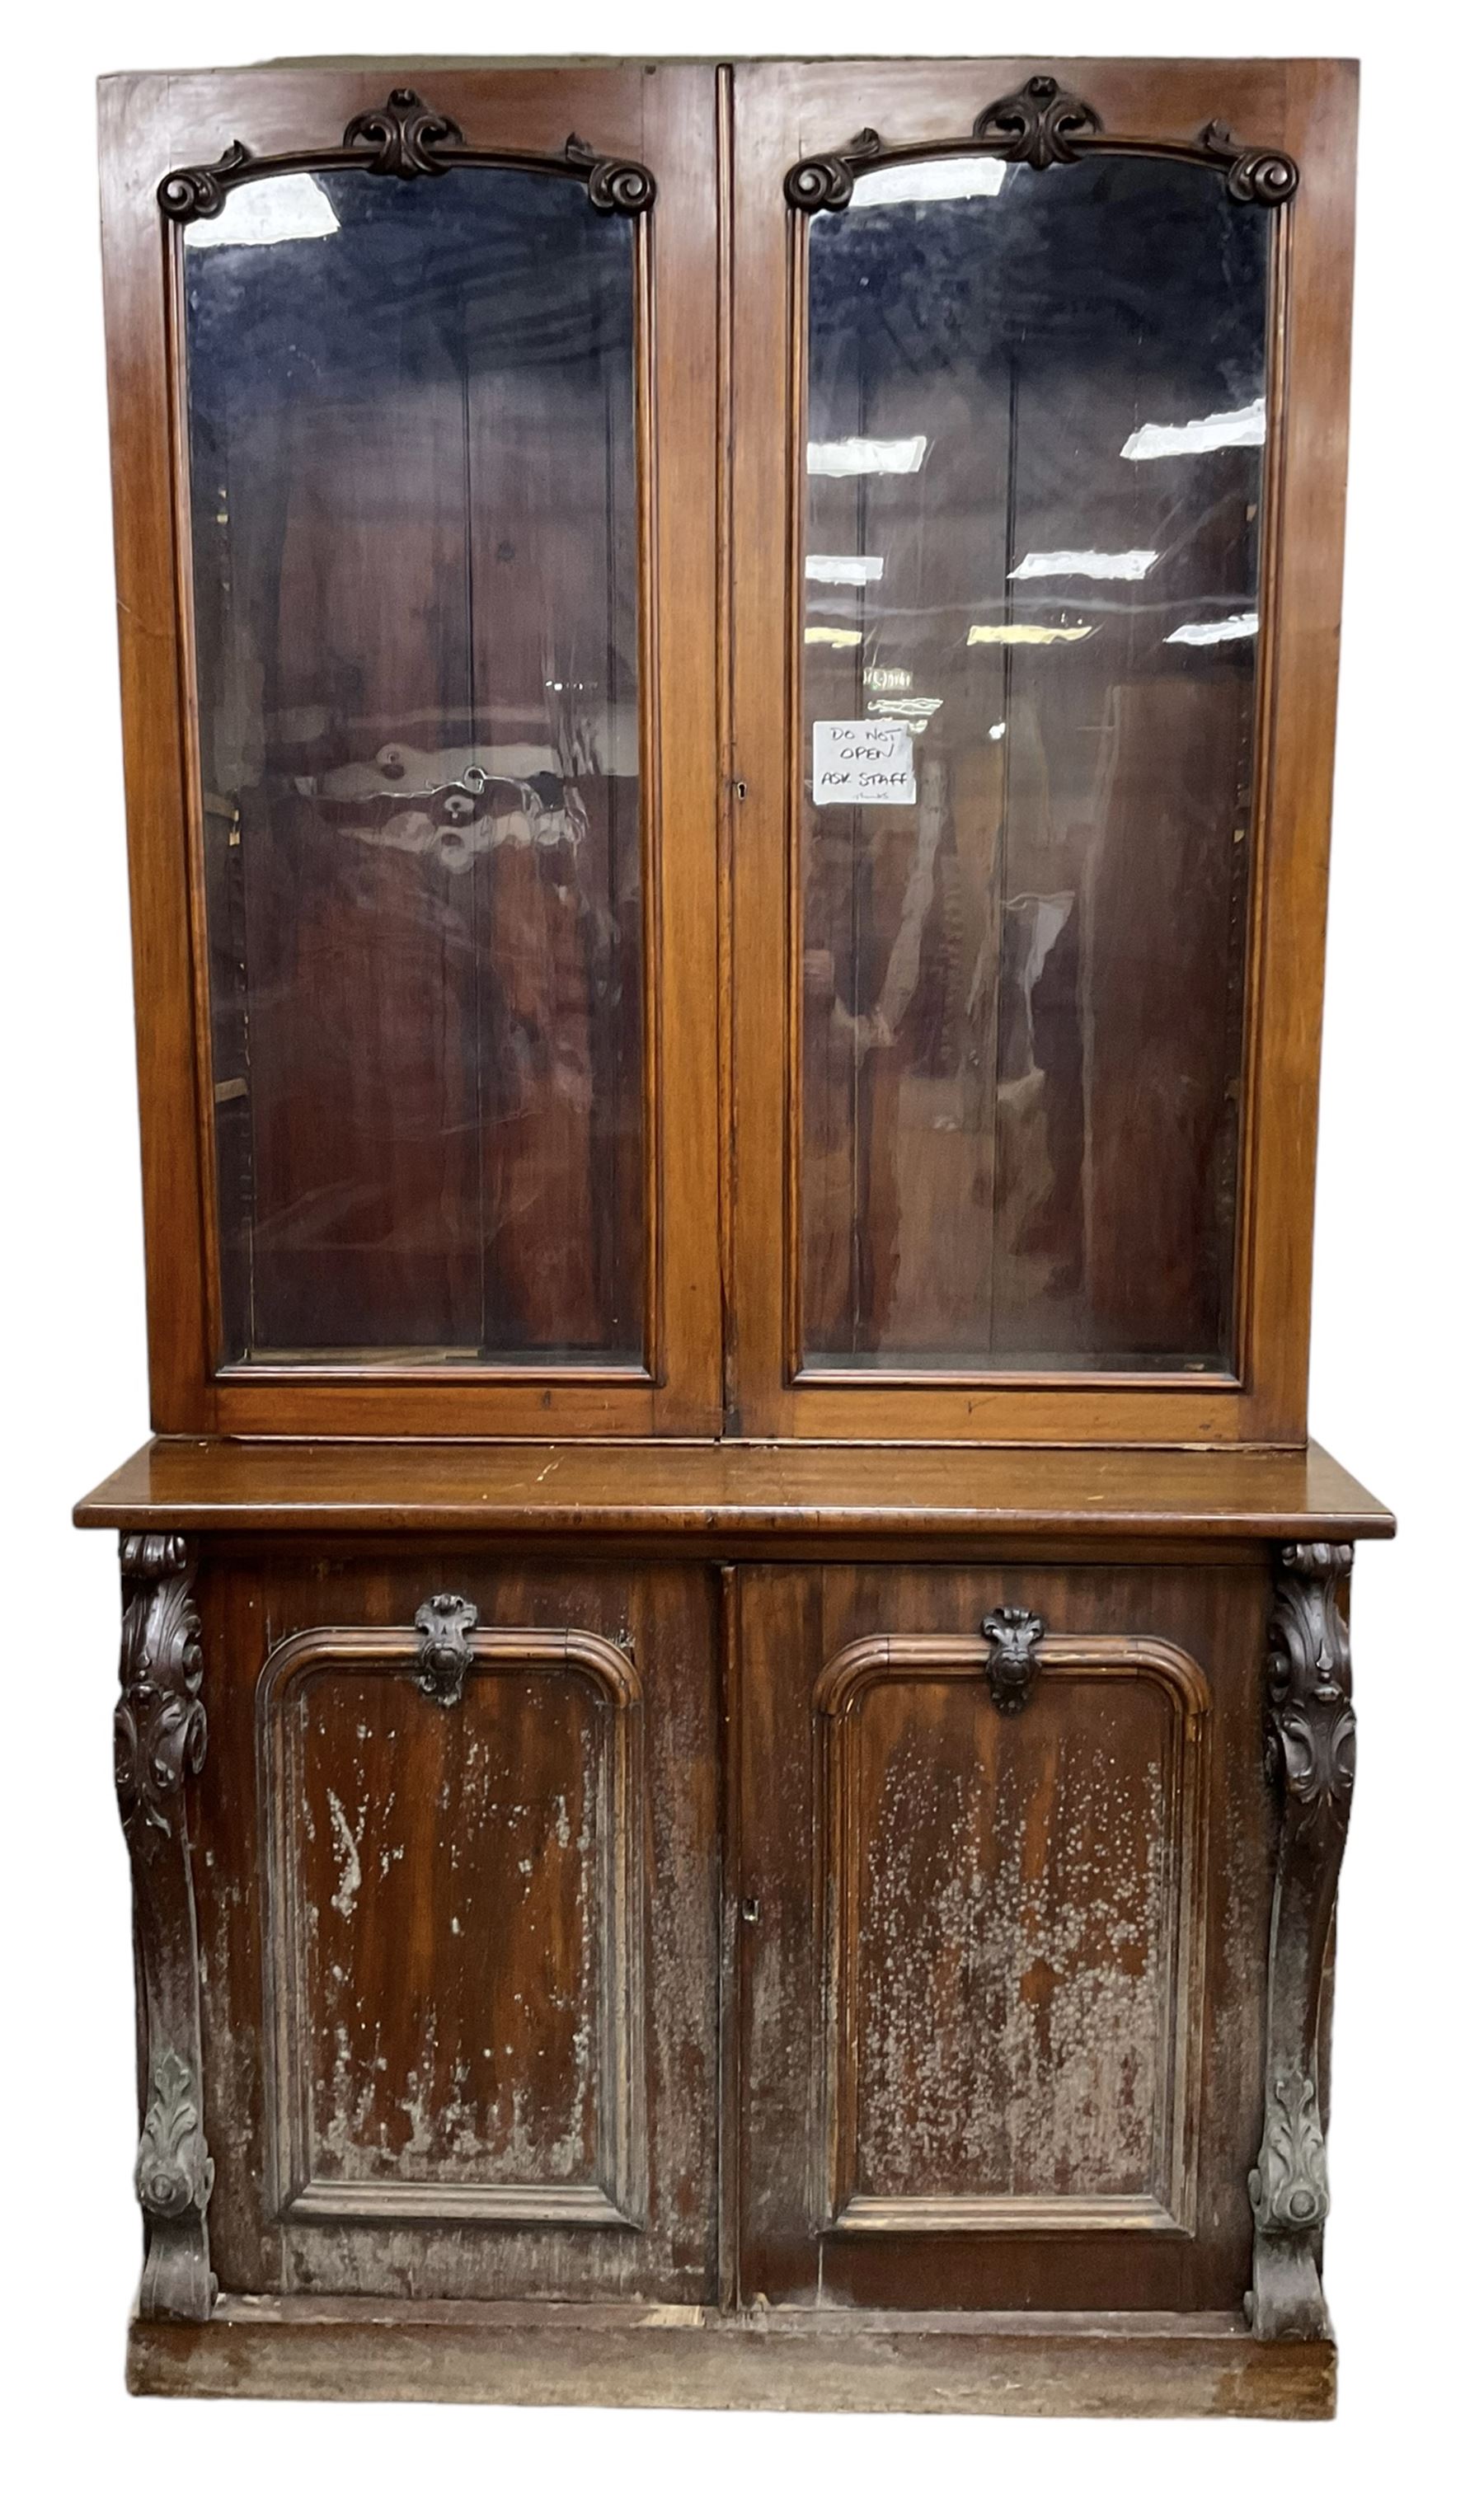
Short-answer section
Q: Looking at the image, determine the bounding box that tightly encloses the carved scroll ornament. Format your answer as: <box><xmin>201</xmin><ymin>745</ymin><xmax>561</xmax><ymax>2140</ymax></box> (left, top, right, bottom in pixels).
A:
<box><xmin>159</xmin><ymin>88</ymin><xmax>655</xmax><ymax>224</ymax></box>
<box><xmin>785</xmin><ymin>72</ymin><xmax>1298</xmax><ymax>212</ymax></box>
<box><xmin>1247</xmin><ymin>1542</ymin><xmax>1355</xmax><ymax>2341</ymax></box>
<box><xmin>136</xmin><ymin>2049</ymin><xmax>215</xmax><ymax>2227</ymax></box>
<box><xmin>115</xmin><ymin>1534</ymin><xmax>215</xmax><ymax>2319</ymax></box>
<box><xmin>115</xmin><ymin>1533</ymin><xmax>206</xmax><ymax>1835</ymax></box>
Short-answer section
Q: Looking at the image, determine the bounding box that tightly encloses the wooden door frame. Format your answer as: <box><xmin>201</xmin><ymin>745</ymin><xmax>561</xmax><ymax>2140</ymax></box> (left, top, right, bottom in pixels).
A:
<box><xmin>100</xmin><ymin>62</ymin><xmax>725</xmax><ymax>1436</ymax></box>
<box><xmin>725</xmin><ymin>57</ymin><xmax>1358</xmax><ymax>1444</ymax></box>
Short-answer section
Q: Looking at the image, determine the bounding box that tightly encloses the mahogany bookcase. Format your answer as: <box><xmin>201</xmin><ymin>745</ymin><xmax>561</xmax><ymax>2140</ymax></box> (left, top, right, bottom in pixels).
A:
<box><xmin>78</xmin><ymin>55</ymin><xmax>1388</xmax><ymax>2415</ymax></box>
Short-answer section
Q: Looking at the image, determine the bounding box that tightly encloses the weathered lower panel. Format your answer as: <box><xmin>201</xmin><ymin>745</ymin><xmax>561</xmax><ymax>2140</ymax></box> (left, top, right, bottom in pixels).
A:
<box><xmin>189</xmin><ymin>1545</ymin><xmax>720</xmax><ymax>2303</ymax></box>
<box><xmin>736</xmin><ymin>1560</ymin><xmax>1275</xmax><ymax>2314</ymax></box>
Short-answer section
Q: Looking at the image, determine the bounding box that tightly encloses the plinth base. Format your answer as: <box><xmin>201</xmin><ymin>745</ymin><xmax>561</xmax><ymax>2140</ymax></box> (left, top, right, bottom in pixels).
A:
<box><xmin>128</xmin><ymin>2298</ymin><xmax>1336</xmax><ymax>2417</ymax></box>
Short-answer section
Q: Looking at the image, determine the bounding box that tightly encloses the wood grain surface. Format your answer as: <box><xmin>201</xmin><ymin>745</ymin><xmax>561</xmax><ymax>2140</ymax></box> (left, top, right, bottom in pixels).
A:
<box><xmin>77</xmin><ymin>1435</ymin><xmax>1393</xmax><ymax>1540</ymax></box>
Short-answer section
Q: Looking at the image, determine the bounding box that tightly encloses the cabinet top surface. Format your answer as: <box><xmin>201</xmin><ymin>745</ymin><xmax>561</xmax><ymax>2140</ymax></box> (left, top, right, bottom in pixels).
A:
<box><xmin>75</xmin><ymin>1439</ymin><xmax>1392</xmax><ymax>1540</ymax></box>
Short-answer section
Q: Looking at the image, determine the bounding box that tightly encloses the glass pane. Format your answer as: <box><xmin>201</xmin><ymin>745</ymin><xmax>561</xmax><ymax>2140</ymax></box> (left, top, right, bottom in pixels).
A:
<box><xmin>184</xmin><ymin>167</ymin><xmax>644</xmax><ymax>1365</ymax></box>
<box><xmin>799</xmin><ymin>155</ymin><xmax>1268</xmax><ymax>1374</ymax></box>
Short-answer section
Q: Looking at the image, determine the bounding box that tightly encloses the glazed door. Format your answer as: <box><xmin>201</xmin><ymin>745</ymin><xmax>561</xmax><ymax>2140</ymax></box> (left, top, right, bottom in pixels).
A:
<box><xmin>727</xmin><ymin>59</ymin><xmax>1355</xmax><ymax>1442</ymax></box>
<box><xmin>733</xmin><ymin>1563</ymin><xmax>1270</xmax><ymax>2313</ymax></box>
<box><xmin>105</xmin><ymin>65</ymin><xmax>721</xmax><ymax>1435</ymax></box>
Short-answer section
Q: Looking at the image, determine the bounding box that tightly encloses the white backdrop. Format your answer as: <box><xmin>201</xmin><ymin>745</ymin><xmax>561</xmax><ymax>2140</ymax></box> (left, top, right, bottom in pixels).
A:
<box><xmin>3</xmin><ymin>2</ymin><xmax>1478</xmax><ymax>2502</ymax></box>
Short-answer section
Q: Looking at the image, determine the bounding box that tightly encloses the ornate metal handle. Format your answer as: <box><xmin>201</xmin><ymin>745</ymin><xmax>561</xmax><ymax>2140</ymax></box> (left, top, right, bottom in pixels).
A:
<box><xmin>981</xmin><ymin>1606</ymin><xmax>1045</xmax><ymax>1715</ymax></box>
<box><xmin>414</xmin><ymin>1593</ymin><xmax>478</xmax><ymax>1706</ymax></box>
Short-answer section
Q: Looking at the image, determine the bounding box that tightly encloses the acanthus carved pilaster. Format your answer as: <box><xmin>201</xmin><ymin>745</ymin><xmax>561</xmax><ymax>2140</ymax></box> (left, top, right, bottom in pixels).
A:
<box><xmin>135</xmin><ymin>2049</ymin><xmax>215</xmax><ymax>2224</ymax></box>
<box><xmin>116</xmin><ymin>1534</ymin><xmax>216</xmax><ymax>2320</ymax></box>
<box><xmin>1247</xmin><ymin>1541</ymin><xmax>1355</xmax><ymax>2343</ymax></box>
<box><xmin>1263</xmin><ymin>1541</ymin><xmax>1357</xmax><ymax>1833</ymax></box>
<box><xmin>115</xmin><ymin>1534</ymin><xmax>207</xmax><ymax>1837</ymax></box>
<box><xmin>1248</xmin><ymin>2070</ymin><xmax>1329</xmax><ymax>2242</ymax></box>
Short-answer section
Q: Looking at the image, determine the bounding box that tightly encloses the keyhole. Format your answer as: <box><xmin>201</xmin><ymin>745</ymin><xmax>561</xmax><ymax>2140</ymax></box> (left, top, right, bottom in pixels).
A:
<box><xmin>740</xmin><ymin>1896</ymin><xmax>760</xmax><ymax>1924</ymax></box>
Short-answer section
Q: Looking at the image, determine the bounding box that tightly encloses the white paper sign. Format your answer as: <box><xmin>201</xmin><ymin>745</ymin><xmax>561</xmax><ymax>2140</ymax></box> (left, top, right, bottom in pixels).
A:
<box><xmin>811</xmin><ymin>719</ymin><xmax>917</xmax><ymax>807</ymax></box>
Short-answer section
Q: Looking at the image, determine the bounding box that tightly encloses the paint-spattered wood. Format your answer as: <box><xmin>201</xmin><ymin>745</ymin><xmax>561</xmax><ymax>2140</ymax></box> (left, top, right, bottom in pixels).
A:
<box><xmin>260</xmin><ymin>1625</ymin><xmax>645</xmax><ymax>2230</ymax></box>
<box><xmin>191</xmin><ymin>1550</ymin><xmax>718</xmax><ymax>2303</ymax></box>
<box><xmin>736</xmin><ymin>1561</ymin><xmax>1272</xmax><ymax>2313</ymax></box>
<box><xmin>817</xmin><ymin>1632</ymin><xmax>1209</xmax><ymax>2235</ymax></box>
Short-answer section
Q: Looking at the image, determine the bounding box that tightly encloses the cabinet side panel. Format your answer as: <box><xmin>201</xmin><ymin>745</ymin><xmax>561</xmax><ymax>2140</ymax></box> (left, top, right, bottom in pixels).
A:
<box><xmin>99</xmin><ymin>75</ymin><xmax>215</xmax><ymax>1427</ymax></box>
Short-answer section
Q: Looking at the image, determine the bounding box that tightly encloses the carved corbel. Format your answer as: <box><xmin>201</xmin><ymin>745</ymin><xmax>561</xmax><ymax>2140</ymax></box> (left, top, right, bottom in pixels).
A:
<box><xmin>115</xmin><ymin>1534</ymin><xmax>215</xmax><ymax>2320</ymax></box>
<box><xmin>1247</xmin><ymin>1542</ymin><xmax>1355</xmax><ymax>2341</ymax></box>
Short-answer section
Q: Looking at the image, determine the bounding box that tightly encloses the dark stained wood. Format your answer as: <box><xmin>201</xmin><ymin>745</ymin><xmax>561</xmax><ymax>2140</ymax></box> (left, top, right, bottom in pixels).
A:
<box><xmin>126</xmin><ymin>2299</ymin><xmax>1337</xmax><ymax>2416</ymax></box>
<box><xmin>1247</xmin><ymin>1543</ymin><xmax>1355</xmax><ymax>2339</ymax></box>
<box><xmin>88</xmin><ymin>56</ymin><xmax>1378</xmax><ymax>2419</ymax></box>
<box><xmin>735</xmin><ymin>1561</ymin><xmax>1274</xmax><ymax>2313</ymax></box>
<box><xmin>114</xmin><ymin>1536</ymin><xmax>215</xmax><ymax>2317</ymax></box>
<box><xmin>258</xmin><ymin>1622</ymin><xmax>646</xmax><ymax>2230</ymax></box>
<box><xmin>76</xmin><ymin>1435</ymin><xmax>1394</xmax><ymax>1543</ymax></box>
<box><xmin>191</xmin><ymin>1547</ymin><xmax>718</xmax><ymax>2303</ymax></box>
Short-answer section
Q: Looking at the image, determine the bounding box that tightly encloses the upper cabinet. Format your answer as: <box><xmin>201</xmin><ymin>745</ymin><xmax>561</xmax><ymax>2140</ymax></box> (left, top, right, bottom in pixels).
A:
<box><xmin>100</xmin><ymin>59</ymin><xmax>1355</xmax><ymax>1443</ymax></box>
<box><xmin>102</xmin><ymin>65</ymin><xmax>721</xmax><ymax>1437</ymax></box>
<box><xmin>728</xmin><ymin>59</ymin><xmax>1354</xmax><ymax>1444</ymax></box>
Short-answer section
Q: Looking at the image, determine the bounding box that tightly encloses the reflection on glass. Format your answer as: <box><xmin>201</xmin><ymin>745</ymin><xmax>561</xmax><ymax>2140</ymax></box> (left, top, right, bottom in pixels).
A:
<box><xmin>799</xmin><ymin>155</ymin><xmax>1268</xmax><ymax>1374</ymax></box>
<box><xmin>185</xmin><ymin>167</ymin><xmax>644</xmax><ymax>1365</ymax></box>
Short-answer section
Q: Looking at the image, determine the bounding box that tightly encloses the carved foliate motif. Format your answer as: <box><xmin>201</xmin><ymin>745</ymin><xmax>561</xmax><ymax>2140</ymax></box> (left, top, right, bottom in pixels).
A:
<box><xmin>1249</xmin><ymin>2070</ymin><xmax>1328</xmax><ymax>2238</ymax></box>
<box><xmin>115</xmin><ymin>1534</ymin><xmax>206</xmax><ymax>1838</ymax></box>
<box><xmin>982</xmin><ymin>1607</ymin><xmax>1045</xmax><ymax>1716</ymax></box>
<box><xmin>1264</xmin><ymin>1542</ymin><xmax>1357</xmax><ymax>1829</ymax></box>
<box><xmin>1247</xmin><ymin>1541</ymin><xmax>1355</xmax><ymax>2342</ymax></box>
<box><xmin>157</xmin><ymin>140</ymin><xmax>253</xmax><ymax>221</ymax></box>
<box><xmin>784</xmin><ymin>72</ymin><xmax>1297</xmax><ymax>213</ymax></box>
<box><xmin>115</xmin><ymin>1534</ymin><xmax>216</xmax><ymax>2318</ymax></box>
<box><xmin>414</xmin><ymin>1593</ymin><xmax>479</xmax><ymax>1706</ymax></box>
<box><xmin>159</xmin><ymin>92</ymin><xmax>657</xmax><ymax>223</ymax></box>
<box><xmin>136</xmin><ymin>2049</ymin><xmax>216</xmax><ymax>2222</ymax></box>
<box><xmin>343</xmin><ymin>87</ymin><xmax>463</xmax><ymax>176</ymax></box>
<box><xmin>1198</xmin><ymin>119</ymin><xmax>1300</xmax><ymax>206</ymax></box>
<box><xmin>565</xmin><ymin>134</ymin><xmax>658</xmax><ymax>215</ymax></box>
<box><xmin>784</xmin><ymin>129</ymin><xmax>882</xmax><ymax>212</ymax></box>
<box><xmin>972</xmin><ymin>75</ymin><xmax>1104</xmax><ymax>167</ymax></box>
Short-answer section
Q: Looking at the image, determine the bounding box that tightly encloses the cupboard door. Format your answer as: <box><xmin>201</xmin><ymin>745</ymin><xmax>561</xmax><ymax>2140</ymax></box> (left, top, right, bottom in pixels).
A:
<box><xmin>103</xmin><ymin>65</ymin><xmax>721</xmax><ymax>1435</ymax></box>
<box><xmin>190</xmin><ymin>1551</ymin><xmax>719</xmax><ymax>2302</ymax></box>
<box><xmin>735</xmin><ymin>1563</ymin><xmax>1270</xmax><ymax>2313</ymax></box>
<box><xmin>729</xmin><ymin>59</ymin><xmax>1356</xmax><ymax>1441</ymax></box>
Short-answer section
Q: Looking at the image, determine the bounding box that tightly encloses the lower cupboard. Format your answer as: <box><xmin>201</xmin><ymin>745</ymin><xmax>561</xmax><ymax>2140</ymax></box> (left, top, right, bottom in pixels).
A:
<box><xmin>107</xmin><ymin>1531</ymin><xmax>1351</xmax><ymax>2409</ymax></box>
<box><xmin>733</xmin><ymin>1562</ymin><xmax>1267</xmax><ymax>2316</ymax></box>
